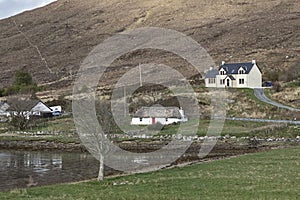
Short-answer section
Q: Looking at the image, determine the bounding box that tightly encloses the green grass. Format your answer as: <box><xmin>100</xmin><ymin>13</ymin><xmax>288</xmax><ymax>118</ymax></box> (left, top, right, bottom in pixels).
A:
<box><xmin>158</xmin><ymin>119</ymin><xmax>299</xmax><ymax>138</ymax></box>
<box><xmin>2</xmin><ymin>118</ymin><xmax>298</xmax><ymax>145</ymax></box>
<box><xmin>27</xmin><ymin>116</ymin><xmax>76</xmax><ymax>133</ymax></box>
<box><xmin>0</xmin><ymin>116</ymin><xmax>80</xmax><ymax>143</ymax></box>
<box><xmin>284</xmin><ymin>80</ymin><xmax>300</xmax><ymax>88</ymax></box>
<box><xmin>1</xmin><ymin>146</ymin><xmax>299</xmax><ymax>199</ymax></box>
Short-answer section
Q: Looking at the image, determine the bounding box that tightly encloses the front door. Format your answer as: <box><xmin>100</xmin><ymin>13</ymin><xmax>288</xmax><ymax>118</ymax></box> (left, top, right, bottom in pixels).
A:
<box><xmin>227</xmin><ymin>79</ymin><xmax>230</xmax><ymax>87</ymax></box>
<box><xmin>152</xmin><ymin>117</ymin><xmax>156</xmax><ymax>124</ymax></box>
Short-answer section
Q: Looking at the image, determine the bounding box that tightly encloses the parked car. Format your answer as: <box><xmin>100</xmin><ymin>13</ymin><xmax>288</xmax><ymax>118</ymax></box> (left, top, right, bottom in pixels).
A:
<box><xmin>52</xmin><ymin>111</ymin><xmax>61</xmax><ymax>116</ymax></box>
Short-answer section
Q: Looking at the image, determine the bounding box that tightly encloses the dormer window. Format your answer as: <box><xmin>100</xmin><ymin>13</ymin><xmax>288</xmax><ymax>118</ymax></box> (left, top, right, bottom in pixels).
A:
<box><xmin>220</xmin><ymin>70</ymin><xmax>226</xmax><ymax>75</ymax></box>
<box><xmin>238</xmin><ymin>68</ymin><xmax>245</xmax><ymax>74</ymax></box>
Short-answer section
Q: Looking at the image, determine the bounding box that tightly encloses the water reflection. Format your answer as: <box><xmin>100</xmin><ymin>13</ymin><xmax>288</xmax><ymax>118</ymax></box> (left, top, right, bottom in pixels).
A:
<box><xmin>0</xmin><ymin>150</ymin><xmax>104</xmax><ymax>191</ymax></box>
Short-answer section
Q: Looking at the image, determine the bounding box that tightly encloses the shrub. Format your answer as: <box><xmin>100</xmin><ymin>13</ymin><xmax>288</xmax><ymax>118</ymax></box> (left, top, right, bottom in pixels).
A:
<box><xmin>272</xmin><ymin>81</ymin><xmax>282</xmax><ymax>92</ymax></box>
<box><xmin>0</xmin><ymin>88</ymin><xmax>5</xmax><ymax>97</ymax></box>
<box><xmin>280</xmin><ymin>61</ymin><xmax>300</xmax><ymax>82</ymax></box>
<box><xmin>13</xmin><ymin>70</ymin><xmax>34</xmax><ymax>86</ymax></box>
<box><xmin>264</xmin><ymin>70</ymin><xmax>282</xmax><ymax>82</ymax></box>
<box><xmin>0</xmin><ymin>70</ymin><xmax>43</xmax><ymax>96</ymax></box>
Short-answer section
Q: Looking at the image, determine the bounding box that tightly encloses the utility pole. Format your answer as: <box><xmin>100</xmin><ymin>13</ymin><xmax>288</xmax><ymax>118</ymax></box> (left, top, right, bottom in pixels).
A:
<box><xmin>124</xmin><ymin>86</ymin><xmax>126</xmax><ymax>117</ymax></box>
<box><xmin>139</xmin><ymin>63</ymin><xmax>142</xmax><ymax>87</ymax></box>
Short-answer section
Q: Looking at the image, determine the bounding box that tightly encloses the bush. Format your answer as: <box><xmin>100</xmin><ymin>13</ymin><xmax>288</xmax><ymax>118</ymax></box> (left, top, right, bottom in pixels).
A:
<box><xmin>14</xmin><ymin>70</ymin><xmax>34</xmax><ymax>86</ymax></box>
<box><xmin>0</xmin><ymin>70</ymin><xmax>43</xmax><ymax>96</ymax></box>
<box><xmin>280</xmin><ymin>61</ymin><xmax>300</xmax><ymax>82</ymax></box>
<box><xmin>264</xmin><ymin>70</ymin><xmax>282</xmax><ymax>82</ymax></box>
<box><xmin>0</xmin><ymin>88</ymin><xmax>5</xmax><ymax>97</ymax></box>
<box><xmin>8</xmin><ymin>115</ymin><xmax>37</xmax><ymax>131</ymax></box>
<box><xmin>272</xmin><ymin>81</ymin><xmax>282</xmax><ymax>92</ymax></box>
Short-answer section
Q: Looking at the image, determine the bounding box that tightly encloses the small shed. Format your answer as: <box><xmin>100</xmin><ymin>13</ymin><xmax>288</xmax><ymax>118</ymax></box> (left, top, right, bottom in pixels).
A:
<box><xmin>131</xmin><ymin>106</ymin><xmax>187</xmax><ymax>125</ymax></box>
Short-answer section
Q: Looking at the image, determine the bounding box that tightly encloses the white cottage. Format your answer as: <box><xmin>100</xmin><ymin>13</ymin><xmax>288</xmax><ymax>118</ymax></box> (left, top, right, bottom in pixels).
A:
<box><xmin>205</xmin><ymin>60</ymin><xmax>262</xmax><ymax>88</ymax></box>
<box><xmin>0</xmin><ymin>102</ymin><xmax>10</xmax><ymax>116</ymax></box>
<box><xmin>6</xmin><ymin>98</ymin><xmax>53</xmax><ymax>118</ymax></box>
<box><xmin>131</xmin><ymin>106</ymin><xmax>187</xmax><ymax>125</ymax></box>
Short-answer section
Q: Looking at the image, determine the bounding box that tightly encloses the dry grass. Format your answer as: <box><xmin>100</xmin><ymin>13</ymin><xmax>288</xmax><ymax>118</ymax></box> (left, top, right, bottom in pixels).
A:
<box><xmin>0</xmin><ymin>0</ymin><xmax>299</xmax><ymax>93</ymax></box>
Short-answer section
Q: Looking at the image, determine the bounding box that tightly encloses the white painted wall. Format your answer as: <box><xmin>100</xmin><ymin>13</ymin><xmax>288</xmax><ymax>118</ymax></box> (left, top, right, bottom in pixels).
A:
<box><xmin>31</xmin><ymin>102</ymin><xmax>52</xmax><ymax>113</ymax></box>
<box><xmin>206</xmin><ymin>64</ymin><xmax>262</xmax><ymax>88</ymax></box>
<box><xmin>50</xmin><ymin>106</ymin><xmax>62</xmax><ymax>112</ymax></box>
<box><xmin>248</xmin><ymin>64</ymin><xmax>262</xmax><ymax>88</ymax></box>
<box><xmin>215</xmin><ymin>75</ymin><xmax>226</xmax><ymax>88</ymax></box>
<box><xmin>205</xmin><ymin>78</ymin><xmax>217</xmax><ymax>88</ymax></box>
<box><xmin>131</xmin><ymin>117</ymin><xmax>182</xmax><ymax>125</ymax></box>
<box><xmin>156</xmin><ymin>118</ymin><xmax>181</xmax><ymax>125</ymax></box>
<box><xmin>131</xmin><ymin>117</ymin><xmax>152</xmax><ymax>125</ymax></box>
<box><xmin>233</xmin><ymin>74</ymin><xmax>248</xmax><ymax>88</ymax></box>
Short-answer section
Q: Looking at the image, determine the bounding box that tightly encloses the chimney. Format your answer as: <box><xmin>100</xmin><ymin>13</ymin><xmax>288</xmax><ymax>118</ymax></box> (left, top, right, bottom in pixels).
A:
<box><xmin>252</xmin><ymin>60</ymin><xmax>256</xmax><ymax>64</ymax></box>
<box><xmin>209</xmin><ymin>66</ymin><xmax>213</xmax><ymax>70</ymax></box>
<box><xmin>179</xmin><ymin>108</ymin><xmax>185</xmax><ymax>118</ymax></box>
<box><xmin>221</xmin><ymin>61</ymin><xmax>225</xmax><ymax>65</ymax></box>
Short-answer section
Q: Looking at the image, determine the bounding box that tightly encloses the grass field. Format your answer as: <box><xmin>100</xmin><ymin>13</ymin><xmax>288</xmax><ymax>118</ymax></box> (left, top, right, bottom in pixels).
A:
<box><xmin>1</xmin><ymin>146</ymin><xmax>299</xmax><ymax>199</ymax></box>
<box><xmin>1</xmin><ymin>117</ymin><xmax>299</xmax><ymax>145</ymax></box>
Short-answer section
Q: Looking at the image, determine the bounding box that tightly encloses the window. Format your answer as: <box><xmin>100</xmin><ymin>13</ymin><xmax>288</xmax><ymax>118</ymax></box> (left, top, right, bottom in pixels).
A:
<box><xmin>220</xmin><ymin>70</ymin><xmax>226</xmax><ymax>75</ymax></box>
<box><xmin>166</xmin><ymin>118</ymin><xmax>168</xmax><ymax>122</ymax></box>
<box><xmin>239</xmin><ymin>79</ymin><xmax>245</xmax><ymax>84</ymax></box>
<box><xmin>220</xmin><ymin>79</ymin><xmax>225</xmax><ymax>85</ymax></box>
<box><xmin>208</xmin><ymin>78</ymin><xmax>215</xmax><ymax>84</ymax></box>
<box><xmin>238</xmin><ymin>69</ymin><xmax>245</xmax><ymax>74</ymax></box>
<box><xmin>139</xmin><ymin>118</ymin><xmax>143</xmax><ymax>122</ymax></box>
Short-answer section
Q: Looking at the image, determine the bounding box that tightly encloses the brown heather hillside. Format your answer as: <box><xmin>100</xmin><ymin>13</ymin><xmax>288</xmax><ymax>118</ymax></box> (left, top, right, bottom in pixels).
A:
<box><xmin>0</xmin><ymin>0</ymin><xmax>299</xmax><ymax>93</ymax></box>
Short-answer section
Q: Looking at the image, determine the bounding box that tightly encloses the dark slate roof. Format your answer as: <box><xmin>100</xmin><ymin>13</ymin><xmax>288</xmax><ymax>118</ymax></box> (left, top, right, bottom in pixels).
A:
<box><xmin>219</xmin><ymin>62</ymin><xmax>254</xmax><ymax>74</ymax></box>
<box><xmin>0</xmin><ymin>102</ymin><xmax>9</xmax><ymax>112</ymax></box>
<box><xmin>205</xmin><ymin>69</ymin><xmax>219</xmax><ymax>78</ymax></box>
<box><xmin>6</xmin><ymin>98</ymin><xmax>40</xmax><ymax>112</ymax></box>
<box><xmin>134</xmin><ymin>107</ymin><xmax>181</xmax><ymax>118</ymax></box>
<box><xmin>225</xmin><ymin>75</ymin><xmax>236</xmax><ymax>80</ymax></box>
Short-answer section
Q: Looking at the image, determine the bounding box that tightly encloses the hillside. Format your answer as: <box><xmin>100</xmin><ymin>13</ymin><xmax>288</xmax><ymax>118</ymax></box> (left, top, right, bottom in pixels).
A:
<box><xmin>0</xmin><ymin>0</ymin><xmax>299</xmax><ymax>93</ymax></box>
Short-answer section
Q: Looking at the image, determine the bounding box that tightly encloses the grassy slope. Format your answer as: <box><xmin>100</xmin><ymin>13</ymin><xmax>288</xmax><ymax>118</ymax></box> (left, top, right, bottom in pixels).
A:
<box><xmin>1</xmin><ymin>146</ymin><xmax>299</xmax><ymax>199</ymax></box>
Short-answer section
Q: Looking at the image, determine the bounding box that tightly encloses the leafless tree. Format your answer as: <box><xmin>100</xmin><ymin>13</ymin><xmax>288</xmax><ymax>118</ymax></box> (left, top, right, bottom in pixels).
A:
<box><xmin>74</xmin><ymin>96</ymin><xmax>119</xmax><ymax>181</ymax></box>
<box><xmin>6</xmin><ymin>96</ymin><xmax>39</xmax><ymax>131</ymax></box>
<box><xmin>95</xmin><ymin>100</ymin><xmax>117</xmax><ymax>180</ymax></box>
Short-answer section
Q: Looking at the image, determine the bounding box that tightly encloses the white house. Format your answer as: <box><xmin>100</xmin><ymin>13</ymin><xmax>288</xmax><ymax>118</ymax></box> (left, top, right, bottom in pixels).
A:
<box><xmin>6</xmin><ymin>99</ymin><xmax>53</xmax><ymax>119</ymax></box>
<box><xmin>205</xmin><ymin>60</ymin><xmax>262</xmax><ymax>88</ymax></box>
<box><xmin>131</xmin><ymin>106</ymin><xmax>187</xmax><ymax>125</ymax></box>
<box><xmin>50</xmin><ymin>106</ymin><xmax>62</xmax><ymax>116</ymax></box>
<box><xmin>0</xmin><ymin>102</ymin><xmax>10</xmax><ymax>116</ymax></box>
<box><xmin>50</xmin><ymin>106</ymin><xmax>62</xmax><ymax>113</ymax></box>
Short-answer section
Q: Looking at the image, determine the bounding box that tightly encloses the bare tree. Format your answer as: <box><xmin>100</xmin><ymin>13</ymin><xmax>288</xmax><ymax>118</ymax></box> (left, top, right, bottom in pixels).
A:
<box><xmin>6</xmin><ymin>96</ymin><xmax>39</xmax><ymax>131</ymax></box>
<box><xmin>74</xmin><ymin>97</ymin><xmax>119</xmax><ymax>181</ymax></box>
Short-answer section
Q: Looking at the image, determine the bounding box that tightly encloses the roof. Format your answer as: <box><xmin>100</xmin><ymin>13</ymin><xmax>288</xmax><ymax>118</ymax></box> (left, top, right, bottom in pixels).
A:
<box><xmin>134</xmin><ymin>107</ymin><xmax>182</xmax><ymax>118</ymax></box>
<box><xmin>0</xmin><ymin>102</ymin><xmax>9</xmax><ymax>112</ymax></box>
<box><xmin>219</xmin><ymin>62</ymin><xmax>254</xmax><ymax>74</ymax></box>
<box><xmin>5</xmin><ymin>97</ymin><xmax>51</xmax><ymax>112</ymax></box>
<box><xmin>6</xmin><ymin>99</ymin><xmax>40</xmax><ymax>112</ymax></box>
<box><xmin>225</xmin><ymin>75</ymin><xmax>236</xmax><ymax>80</ymax></box>
<box><xmin>205</xmin><ymin>69</ymin><xmax>219</xmax><ymax>78</ymax></box>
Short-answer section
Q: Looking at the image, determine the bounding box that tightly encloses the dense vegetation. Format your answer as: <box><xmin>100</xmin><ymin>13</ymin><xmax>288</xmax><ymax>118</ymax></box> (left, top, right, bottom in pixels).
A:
<box><xmin>0</xmin><ymin>70</ymin><xmax>44</xmax><ymax>97</ymax></box>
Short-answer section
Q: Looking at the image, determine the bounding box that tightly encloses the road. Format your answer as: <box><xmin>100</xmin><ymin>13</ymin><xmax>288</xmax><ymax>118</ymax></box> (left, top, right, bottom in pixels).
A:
<box><xmin>253</xmin><ymin>88</ymin><xmax>300</xmax><ymax>112</ymax></box>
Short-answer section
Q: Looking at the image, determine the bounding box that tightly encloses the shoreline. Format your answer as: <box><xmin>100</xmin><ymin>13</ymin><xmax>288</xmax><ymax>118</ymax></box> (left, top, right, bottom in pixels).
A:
<box><xmin>0</xmin><ymin>140</ymin><xmax>86</xmax><ymax>152</ymax></box>
<box><xmin>0</xmin><ymin>137</ymin><xmax>298</xmax><ymax>153</ymax></box>
<box><xmin>0</xmin><ymin>139</ymin><xmax>298</xmax><ymax>192</ymax></box>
